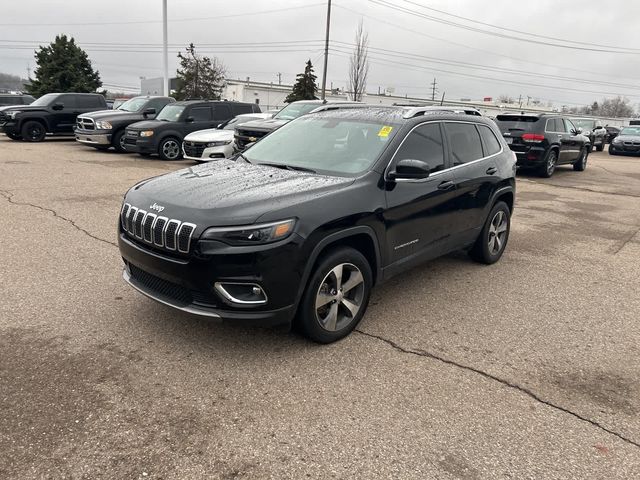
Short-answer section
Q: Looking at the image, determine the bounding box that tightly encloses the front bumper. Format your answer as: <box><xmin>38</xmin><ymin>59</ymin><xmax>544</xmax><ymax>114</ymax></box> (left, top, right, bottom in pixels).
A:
<box><xmin>75</xmin><ymin>129</ymin><xmax>112</xmax><ymax>146</ymax></box>
<box><xmin>118</xmin><ymin>231</ymin><xmax>304</xmax><ymax>327</ymax></box>
<box><xmin>609</xmin><ymin>143</ymin><xmax>640</xmax><ymax>155</ymax></box>
<box><xmin>183</xmin><ymin>144</ymin><xmax>234</xmax><ymax>162</ymax></box>
<box><xmin>0</xmin><ymin>121</ymin><xmax>18</xmax><ymax>134</ymax></box>
<box><xmin>124</xmin><ymin>137</ymin><xmax>156</xmax><ymax>154</ymax></box>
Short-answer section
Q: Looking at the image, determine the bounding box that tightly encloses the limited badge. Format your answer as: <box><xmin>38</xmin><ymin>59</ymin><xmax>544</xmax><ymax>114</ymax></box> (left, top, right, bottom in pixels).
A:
<box><xmin>378</xmin><ymin>126</ymin><xmax>393</xmax><ymax>137</ymax></box>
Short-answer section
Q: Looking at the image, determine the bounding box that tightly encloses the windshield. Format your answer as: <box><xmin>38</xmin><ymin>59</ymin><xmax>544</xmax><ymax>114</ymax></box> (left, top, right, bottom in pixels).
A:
<box><xmin>273</xmin><ymin>103</ymin><xmax>321</xmax><ymax>120</ymax></box>
<box><xmin>222</xmin><ymin>115</ymin><xmax>261</xmax><ymax>130</ymax></box>
<box><xmin>243</xmin><ymin>115</ymin><xmax>398</xmax><ymax>175</ymax></box>
<box><xmin>620</xmin><ymin>127</ymin><xmax>640</xmax><ymax>136</ymax></box>
<box><xmin>29</xmin><ymin>93</ymin><xmax>59</xmax><ymax>107</ymax></box>
<box><xmin>117</xmin><ymin>98</ymin><xmax>147</xmax><ymax>112</ymax></box>
<box><xmin>572</xmin><ymin>119</ymin><xmax>595</xmax><ymax>130</ymax></box>
<box><xmin>156</xmin><ymin>105</ymin><xmax>185</xmax><ymax>121</ymax></box>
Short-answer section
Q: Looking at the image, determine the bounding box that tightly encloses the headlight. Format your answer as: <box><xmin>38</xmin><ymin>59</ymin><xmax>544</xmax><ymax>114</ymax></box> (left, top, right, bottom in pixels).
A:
<box><xmin>612</xmin><ymin>137</ymin><xmax>622</xmax><ymax>144</ymax></box>
<box><xmin>95</xmin><ymin>120</ymin><xmax>112</xmax><ymax>130</ymax></box>
<box><xmin>6</xmin><ymin>110</ymin><xmax>21</xmax><ymax>119</ymax></box>
<box><xmin>201</xmin><ymin>219</ymin><xmax>296</xmax><ymax>246</ymax></box>
<box><xmin>140</xmin><ymin>130</ymin><xmax>154</xmax><ymax>137</ymax></box>
<box><xmin>206</xmin><ymin>140</ymin><xmax>232</xmax><ymax>147</ymax></box>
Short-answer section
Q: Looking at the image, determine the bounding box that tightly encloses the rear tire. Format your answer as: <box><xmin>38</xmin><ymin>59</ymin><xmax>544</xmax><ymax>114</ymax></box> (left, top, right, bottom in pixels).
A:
<box><xmin>298</xmin><ymin>247</ymin><xmax>372</xmax><ymax>343</ymax></box>
<box><xmin>596</xmin><ymin>141</ymin><xmax>604</xmax><ymax>152</ymax></box>
<box><xmin>469</xmin><ymin>201</ymin><xmax>511</xmax><ymax>265</ymax></box>
<box><xmin>540</xmin><ymin>149</ymin><xmax>557</xmax><ymax>178</ymax></box>
<box><xmin>573</xmin><ymin>147</ymin><xmax>588</xmax><ymax>171</ymax></box>
<box><xmin>158</xmin><ymin>137</ymin><xmax>182</xmax><ymax>160</ymax></box>
<box><xmin>21</xmin><ymin>120</ymin><xmax>46</xmax><ymax>142</ymax></box>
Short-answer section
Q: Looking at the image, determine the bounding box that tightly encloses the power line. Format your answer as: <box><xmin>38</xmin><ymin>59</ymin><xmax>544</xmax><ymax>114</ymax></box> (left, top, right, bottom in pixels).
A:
<box><xmin>0</xmin><ymin>3</ymin><xmax>326</xmax><ymax>27</ymax></box>
<box><xmin>368</xmin><ymin>0</ymin><xmax>639</xmax><ymax>54</ymax></box>
<box><xmin>398</xmin><ymin>0</ymin><xmax>640</xmax><ymax>52</ymax></box>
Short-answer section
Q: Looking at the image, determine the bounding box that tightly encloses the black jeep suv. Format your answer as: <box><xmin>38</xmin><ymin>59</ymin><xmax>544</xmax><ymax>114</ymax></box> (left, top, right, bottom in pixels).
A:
<box><xmin>495</xmin><ymin>113</ymin><xmax>590</xmax><ymax>177</ymax></box>
<box><xmin>75</xmin><ymin>96</ymin><xmax>175</xmax><ymax>152</ymax></box>
<box><xmin>118</xmin><ymin>106</ymin><xmax>516</xmax><ymax>343</ymax></box>
<box><xmin>0</xmin><ymin>93</ymin><xmax>107</xmax><ymax>141</ymax></box>
<box><xmin>124</xmin><ymin>100</ymin><xmax>260</xmax><ymax>160</ymax></box>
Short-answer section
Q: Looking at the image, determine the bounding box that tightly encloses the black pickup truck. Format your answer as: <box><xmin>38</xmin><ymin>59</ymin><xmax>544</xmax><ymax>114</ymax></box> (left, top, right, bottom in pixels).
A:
<box><xmin>124</xmin><ymin>100</ymin><xmax>260</xmax><ymax>160</ymax></box>
<box><xmin>75</xmin><ymin>96</ymin><xmax>175</xmax><ymax>152</ymax></box>
<box><xmin>0</xmin><ymin>93</ymin><xmax>107</xmax><ymax>141</ymax></box>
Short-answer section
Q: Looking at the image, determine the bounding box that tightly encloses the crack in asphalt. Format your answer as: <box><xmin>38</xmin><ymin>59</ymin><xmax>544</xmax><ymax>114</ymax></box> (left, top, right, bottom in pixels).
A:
<box><xmin>519</xmin><ymin>179</ymin><xmax>640</xmax><ymax>199</ymax></box>
<box><xmin>355</xmin><ymin>329</ymin><xmax>640</xmax><ymax>449</ymax></box>
<box><xmin>0</xmin><ymin>190</ymin><xmax>118</xmax><ymax>248</ymax></box>
<box><xmin>614</xmin><ymin>226</ymin><xmax>640</xmax><ymax>255</ymax></box>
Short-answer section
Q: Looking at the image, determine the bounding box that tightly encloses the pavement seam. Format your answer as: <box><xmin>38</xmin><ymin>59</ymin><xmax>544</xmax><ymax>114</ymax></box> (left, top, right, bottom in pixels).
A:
<box><xmin>613</xmin><ymin>226</ymin><xmax>640</xmax><ymax>255</ymax></box>
<box><xmin>355</xmin><ymin>329</ymin><xmax>640</xmax><ymax>449</ymax></box>
<box><xmin>0</xmin><ymin>190</ymin><xmax>118</xmax><ymax>248</ymax></box>
<box><xmin>518</xmin><ymin>179</ymin><xmax>640</xmax><ymax>199</ymax></box>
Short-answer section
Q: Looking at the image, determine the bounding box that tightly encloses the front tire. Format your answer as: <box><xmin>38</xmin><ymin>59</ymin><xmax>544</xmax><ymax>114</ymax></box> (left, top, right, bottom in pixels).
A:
<box><xmin>298</xmin><ymin>247</ymin><xmax>373</xmax><ymax>343</ymax></box>
<box><xmin>5</xmin><ymin>132</ymin><xmax>22</xmax><ymax>140</ymax></box>
<box><xmin>21</xmin><ymin>120</ymin><xmax>46</xmax><ymax>142</ymax></box>
<box><xmin>112</xmin><ymin>130</ymin><xmax>126</xmax><ymax>153</ymax></box>
<box><xmin>158</xmin><ymin>137</ymin><xmax>182</xmax><ymax>160</ymax></box>
<box><xmin>540</xmin><ymin>149</ymin><xmax>557</xmax><ymax>178</ymax></box>
<box><xmin>573</xmin><ymin>147</ymin><xmax>588</xmax><ymax>171</ymax></box>
<box><xmin>469</xmin><ymin>201</ymin><xmax>511</xmax><ymax>265</ymax></box>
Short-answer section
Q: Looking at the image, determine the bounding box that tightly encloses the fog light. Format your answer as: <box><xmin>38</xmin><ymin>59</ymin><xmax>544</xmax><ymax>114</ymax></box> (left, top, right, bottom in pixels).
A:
<box><xmin>214</xmin><ymin>282</ymin><xmax>268</xmax><ymax>305</ymax></box>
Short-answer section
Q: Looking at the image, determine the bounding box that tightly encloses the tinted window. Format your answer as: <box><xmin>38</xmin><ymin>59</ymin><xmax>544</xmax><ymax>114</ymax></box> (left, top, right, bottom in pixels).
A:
<box><xmin>563</xmin><ymin>119</ymin><xmax>576</xmax><ymax>133</ymax></box>
<box><xmin>546</xmin><ymin>118</ymin><xmax>562</xmax><ymax>132</ymax></box>
<box><xmin>478</xmin><ymin>125</ymin><xmax>501</xmax><ymax>156</ymax></box>
<box><xmin>232</xmin><ymin>104</ymin><xmax>252</xmax><ymax>115</ymax></box>
<box><xmin>0</xmin><ymin>96</ymin><xmax>22</xmax><ymax>105</ymax></box>
<box><xmin>189</xmin><ymin>106</ymin><xmax>212</xmax><ymax>121</ymax></box>
<box><xmin>445</xmin><ymin>123</ymin><xmax>483</xmax><ymax>166</ymax></box>
<box><xmin>77</xmin><ymin>95</ymin><xmax>103</xmax><ymax>108</ymax></box>
<box><xmin>394</xmin><ymin>123</ymin><xmax>445</xmax><ymax>173</ymax></box>
<box><xmin>213</xmin><ymin>104</ymin><xmax>232</xmax><ymax>121</ymax></box>
<box><xmin>147</xmin><ymin>98</ymin><xmax>172</xmax><ymax>112</ymax></box>
<box><xmin>57</xmin><ymin>95</ymin><xmax>78</xmax><ymax>109</ymax></box>
<box><xmin>156</xmin><ymin>104</ymin><xmax>185</xmax><ymax>121</ymax></box>
<box><xmin>495</xmin><ymin>115</ymin><xmax>540</xmax><ymax>132</ymax></box>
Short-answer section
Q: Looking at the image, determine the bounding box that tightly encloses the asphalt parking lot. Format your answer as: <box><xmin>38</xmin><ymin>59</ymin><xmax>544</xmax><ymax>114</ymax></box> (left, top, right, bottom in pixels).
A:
<box><xmin>1</xmin><ymin>137</ymin><xmax>640</xmax><ymax>479</ymax></box>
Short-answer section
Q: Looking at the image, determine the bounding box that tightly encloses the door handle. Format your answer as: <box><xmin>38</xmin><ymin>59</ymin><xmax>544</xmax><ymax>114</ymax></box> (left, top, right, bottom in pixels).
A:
<box><xmin>437</xmin><ymin>180</ymin><xmax>455</xmax><ymax>190</ymax></box>
<box><xmin>486</xmin><ymin>167</ymin><xmax>497</xmax><ymax>175</ymax></box>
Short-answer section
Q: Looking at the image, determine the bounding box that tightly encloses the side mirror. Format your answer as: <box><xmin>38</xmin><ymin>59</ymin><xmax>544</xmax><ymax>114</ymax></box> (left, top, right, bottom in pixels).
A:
<box><xmin>52</xmin><ymin>103</ymin><xmax>64</xmax><ymax>111</ymax></box>
<box><xmin>142</xmin><ymin>107</ymin><xmax>156</xmax><ymax>117</ymax></box>
<box><xmin>185</xmin><ymin>116</ymin><xmax>194</xmax><ymax>123</ymax></box>
<box><xmin>388</xmin><ymin>159</ymin><xmax>431</xmax><ymax>181</ymax></box>
<box><xmin>572</xmin><ymin>127</ymin><xmax>582</xmax><ymax>135</ymax></box>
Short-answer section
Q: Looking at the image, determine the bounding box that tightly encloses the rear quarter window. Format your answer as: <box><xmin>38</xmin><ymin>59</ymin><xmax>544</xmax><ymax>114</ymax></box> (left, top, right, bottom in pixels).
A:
<box><xmin>77</xmin><ymin>96</ymin><xmax>104</xmax><ymax>108</ymax></box>
<box><xmin>478</xmin><ymin>125</ymin><xmax>502</xmax><ymax>156</ymax></box>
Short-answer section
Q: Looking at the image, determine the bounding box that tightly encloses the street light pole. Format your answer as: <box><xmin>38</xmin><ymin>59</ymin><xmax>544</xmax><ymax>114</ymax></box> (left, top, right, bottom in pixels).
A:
<box><xmin>162</xmin><ymin>0</ymin><xmax>169</xmax><ymax>96</ymax></box>
<box><xmin>320</xmin><ymin>0</ymin><xmax>332</xmax><ymax>101</ymax></box>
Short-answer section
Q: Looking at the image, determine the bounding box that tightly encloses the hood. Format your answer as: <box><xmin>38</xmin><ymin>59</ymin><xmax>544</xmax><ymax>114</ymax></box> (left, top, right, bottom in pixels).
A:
<box><xmin>124</xmin><ymin>160</ymin><xmax>354</xmax><ymax>226</ymax></box>
<box><xmin>0</xmin><ymin>105</ymin><xmax>46</xmax><ymax>113</ymax></box>
<box><xmin>614</xmin><ymin>134</ymin><xmax>640</xmax><ymax>142</ymax></box>
<box><xmin>79</xmin><ymin>109</ymin><xmax>145</xmax><ymax>121</ymax></box>
<box><xmin>127</xmin><ymin>119</ymin><xmax>164</xmax><ymax>130</ymax></box>
<box><xmin>236</xmin><ymin>118</ymin><xmax>289</xmax><ymax>132</ymax></box>
<box><xmin>184</xmin><ymin>129</ymin><xmax>233</xmax><ymax>142</ymax></box>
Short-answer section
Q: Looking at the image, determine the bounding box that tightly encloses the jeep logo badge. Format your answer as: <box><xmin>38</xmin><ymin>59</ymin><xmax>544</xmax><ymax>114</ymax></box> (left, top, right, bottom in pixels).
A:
<box><xmin>150</xmin><ymin>203</ymin><xmax>165</xmax><ymax>213</ymax></box>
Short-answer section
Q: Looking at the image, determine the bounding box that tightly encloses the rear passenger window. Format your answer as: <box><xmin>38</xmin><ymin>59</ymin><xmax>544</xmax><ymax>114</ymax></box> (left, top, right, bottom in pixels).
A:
<box><xmin>445</xmin><ymin>123</ymin><xmax>483</xmax><ymax>166</ymax></box>
<box><xmin>478</xmin><ymin>125</ymin><xmax>501</xmax><ymax>156</ymax></box>
<box><xmin>213</xmin><ymin>104</ymin><xmax>232</xmax><ymax>121</ymax></box>
<box><xmin>394</xmin><ymin>123</ymin><xmax>445</xmax><ymax>174</ymax></box>
<box><xmin>77</xmin><ymin>96</ymin><xmax>103</xmax><ymax>108</ymax></box>
<box><xmin>190</xmin><ymin>107</ymin><xmax>212</xmax><ymax>121</ymax></box>
<box><xmin>57</xmin><ymin>95</ymin><xmax>77</xmax><ymax>109</ymax></box>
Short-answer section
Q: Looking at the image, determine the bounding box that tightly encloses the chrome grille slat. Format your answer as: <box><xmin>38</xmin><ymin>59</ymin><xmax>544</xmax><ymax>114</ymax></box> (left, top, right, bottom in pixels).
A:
<box><xmin>76</xmin><ymin>116</ymin><xmax>95</xmax><ymax>131</ymax></box>
<box><xmin>120</xmin><ymin>204</ymin><xmax>197</xmax><ymax>254</ymax></box>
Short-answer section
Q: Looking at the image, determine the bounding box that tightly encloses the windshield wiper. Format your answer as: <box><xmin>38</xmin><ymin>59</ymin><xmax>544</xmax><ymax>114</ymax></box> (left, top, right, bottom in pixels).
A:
<box><xmin>235</xmin><ymin>152</ymin><xmax>252</xmax><ymax>164</ymax></box>
<box><xmin>258</xmin><ymin>162</ymin><xmax>316</xmax><ymax>174</ymax></box>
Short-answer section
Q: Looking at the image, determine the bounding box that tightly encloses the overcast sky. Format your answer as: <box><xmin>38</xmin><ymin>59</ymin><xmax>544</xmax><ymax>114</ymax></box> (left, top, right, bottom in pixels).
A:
<box><xmin>1</xmin><ymin>0</ymin><xmax>639</xmax><ymax>107</ymax></box>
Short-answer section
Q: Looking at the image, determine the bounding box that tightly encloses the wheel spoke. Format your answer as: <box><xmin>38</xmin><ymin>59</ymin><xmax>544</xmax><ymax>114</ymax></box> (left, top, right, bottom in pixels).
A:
<box><xmin>315</xmin><ymin>291</ymin><xmax>334</xmax><ymax>309</ymax></box>
<box><xmin>340</xmin><ymin>298</ymin><xmax>360</xmax><ymax>318</ymax></box>
<box><xmin>331</xmin><ymin>264</ymin><xmax>344</xmax><ymax>288</ymax></box>
<box><xmin>495</xmin><ymin>235</ymin><xmax>503</xmax><ymax>251</ymax></box>
<box><xmin>488</xmin><ymin>237</ymin><xmax>496</xmax><ymax>253</ymax></box>
<box><xmin>342</xmin><ymin>270</ymin><xmax>363</xmax><ymax>293</ymax></box>
<box><xmin>496</xmin><ymin>222</ymin><xmax>508</xmax><ymax>234</ymax></box>
<box><xmin>324</xmin><ymin>302</ymin><xmax>339</xmax><ymax>331</ymax></box>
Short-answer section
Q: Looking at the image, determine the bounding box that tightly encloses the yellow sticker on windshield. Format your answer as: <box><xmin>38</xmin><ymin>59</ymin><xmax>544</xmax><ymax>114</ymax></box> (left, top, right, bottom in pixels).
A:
<box><xmin>378</xmin><ymin>126</ymin><xmax>393</xmax><ymax>137</ymax></box>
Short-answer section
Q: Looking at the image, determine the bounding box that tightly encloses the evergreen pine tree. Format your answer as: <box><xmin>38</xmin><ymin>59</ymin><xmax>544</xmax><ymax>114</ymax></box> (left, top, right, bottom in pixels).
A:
<box><xmin>28</xmin><ymin>35</ymin><xmax>101</xmax><ymax>96</ymax></box>
<box><xmin>285</xmin><ymin>60</ymin><xmax>318</xmax><ymax>103</ymax></box>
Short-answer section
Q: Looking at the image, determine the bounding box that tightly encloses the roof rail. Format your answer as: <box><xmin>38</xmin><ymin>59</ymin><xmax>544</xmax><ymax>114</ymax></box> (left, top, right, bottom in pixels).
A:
<box><xmin>402</xmin><ymin>105</ymin><xmax>482</xmax><ymax>119</ymax></box>
<box><xmin>309</xmin><ymin>103</ymin><xmax>370</xmax><ymax>114</ymax></box>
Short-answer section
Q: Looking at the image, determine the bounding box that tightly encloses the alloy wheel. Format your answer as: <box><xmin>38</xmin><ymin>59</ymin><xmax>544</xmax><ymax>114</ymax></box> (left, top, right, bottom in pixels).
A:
<box><xmin>315</xmin><ymin>263</ymin><xmax>365</xmax><ymax>332</ymax></box>
<box><xmin>162</xmin><ymin>140</ymin><xmax>180</xmax><ymax>159</ymax></box>
<box><xmin>119</xmin><ymin>134</ymin><xmax>126</xmax><ymax>151</ymax></box>
<box><xmin>488</xmin><ymin>210</ymin><xmax>508</xmax><ymax>256</ymax></box>
<box><xmin>547</xmin><ymin>152</ymin><xmax>557</xmax><ymax>175</ymax></box>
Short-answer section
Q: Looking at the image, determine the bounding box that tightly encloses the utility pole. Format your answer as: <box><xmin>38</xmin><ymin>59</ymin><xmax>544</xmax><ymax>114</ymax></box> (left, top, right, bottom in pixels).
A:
<box><xmin>277</xmin><ymin>72</ymin><xmax>282</xmax><ymax>85</ymax></box>
<box><xmin>527</xmin><ymin>95</ymin><xmax>531</xmax><ymax>106</ymax></box>
<box><xmin>518</xmin><ymin>94</ymin><xmax>523</xmax><ymax>107</ymax></box>
<box><xmin>162</xmin><ymin>0</ymin><xmax>169</xmax><ymax>96</ymax></box>
<box><xmin>320</xmin><ymin>0</ymin><xmax>332</xmax><ymax>101</ymax></box>
<box><xmin>430</xmin><ymin>77</ymin><xmax>437</xmax><ymax>101</ymax></box>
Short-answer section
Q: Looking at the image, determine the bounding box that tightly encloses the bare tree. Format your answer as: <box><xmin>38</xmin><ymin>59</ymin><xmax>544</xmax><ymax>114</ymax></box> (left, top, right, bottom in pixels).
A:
<box><xmin>348</xmin><ymin>20</ymin><xmax>369</xmax><ymax>102</ymax></box>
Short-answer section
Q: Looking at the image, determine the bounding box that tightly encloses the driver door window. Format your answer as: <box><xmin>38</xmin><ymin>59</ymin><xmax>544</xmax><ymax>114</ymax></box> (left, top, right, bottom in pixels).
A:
<box><xmin>392</xmin><ymin>122</ymin><xmax>445</xmax><ymax>174</ymax></box>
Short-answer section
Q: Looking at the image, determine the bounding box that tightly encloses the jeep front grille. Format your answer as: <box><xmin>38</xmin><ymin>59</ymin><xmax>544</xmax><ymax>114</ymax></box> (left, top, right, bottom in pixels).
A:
<box><xmin>120</xmin><ymin>203</ymin><xmax>196</xmax><ymax>254</ymax></box>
